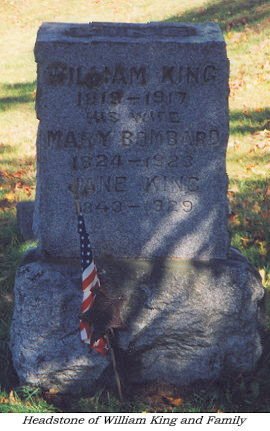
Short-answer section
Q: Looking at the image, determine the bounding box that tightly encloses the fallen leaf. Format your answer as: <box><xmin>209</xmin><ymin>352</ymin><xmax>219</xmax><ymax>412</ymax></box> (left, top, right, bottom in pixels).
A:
<box><xmin>259</xmin><ymin>269</ymin><xmax>266</xmax><ymax>284</ymax></box>
<box><xmin>24</xmin><ymin>185</ymin><xmax>33</xmax><ymax>197</ymax></box>
<box><xmin>166</xmin><ymin>395</ymin><xmax>184</xmax><ymax>407</ymax></box>
<box><xmin>264</xmin><ymin>186</ymin><xmax>270</xmax><ymax>197</ymax></box>
<box><xmin>256</xmin><ymin>240</ymin><xmax>268</xmax><ymax>256</ymax></box>
<box><xmin>229</xmin><ymin>213</ymin><xmax>241</xmax><ymax>226</ymax></box>
<box><xmin>241</xmin><ymin>237</ymin><xmax>252</xmax><ymax>247</ymax></box>
<box><xmin>261</xmin><ymin>210</ymin><xmax>270</xmax><ymax>220</ymax></box>
<box><xmin>252</xmin><ymin>202</ymin><xmax>262</xmax><ymax>213</ymax></box>
<box><xmin>5</xmin><ymin>192</ymin><xmax>16</xmax><ymax>202</ymax></box>
<box><xmin>228</xmin><ymin>184</ymin><xmax>239</xmax><ymax>193</ymax></box>
<box><xmin>13</xmin><ymin>170</ymin><xmax>27</xmax><ymax>178</ymax></box>
<box><xmin>8</xmin><ymin>390</ymin><xmax>17</xmax><ymax>404</ymax></box>
<box><xmin>48</xmin><ymin>387</ymin><xmax>60</xmax><ymax>394</ymax></box>
<box><xmin>15</xmin><ymin>181</ymin><xmax>24</xmax><ymax>189</ymax></box>
<box><xmin>246</xmin><ymin>163</ymin><xmax>256</xmax><ymax>171</ymax></box>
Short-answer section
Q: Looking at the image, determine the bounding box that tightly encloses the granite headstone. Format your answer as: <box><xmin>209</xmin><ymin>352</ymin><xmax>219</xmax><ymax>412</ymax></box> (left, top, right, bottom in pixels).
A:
<box><xmin>10</xmin><ymin>22</ymin><xmax>264</xmax><ymax>394</ymax></box>
<box><xmin>34</xmin><ymin>22</ymin><xmax>230</xmax><ymax>259</ymax></box>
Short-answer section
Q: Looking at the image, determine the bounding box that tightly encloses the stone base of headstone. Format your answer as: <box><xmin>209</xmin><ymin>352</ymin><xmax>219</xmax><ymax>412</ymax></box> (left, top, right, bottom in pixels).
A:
<box><xmin>10</xmin><ymin>248</ymin><xmax>264</xmax><ymax>394</ymax></box>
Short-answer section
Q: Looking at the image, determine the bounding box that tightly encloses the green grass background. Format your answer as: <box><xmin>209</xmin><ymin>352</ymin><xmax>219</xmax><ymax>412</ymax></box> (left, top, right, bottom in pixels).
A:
<box><xmin>0</xmin><ymin>0</ymin><xmax>270</xmax><ymax>412</ymax></box>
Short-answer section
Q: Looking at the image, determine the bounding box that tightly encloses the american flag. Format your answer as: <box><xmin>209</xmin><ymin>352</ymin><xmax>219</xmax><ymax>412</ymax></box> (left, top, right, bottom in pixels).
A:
<box><xmin>77</xmin><ymin>207</ymin><xmax>109</xmax><ymax>356</ymax></box>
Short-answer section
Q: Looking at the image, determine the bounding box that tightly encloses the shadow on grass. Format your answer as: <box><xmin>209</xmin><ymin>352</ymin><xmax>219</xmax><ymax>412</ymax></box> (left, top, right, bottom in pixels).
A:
<box><xmin>1</xmin><ymin>82</ymin><xmax>36</xmax><ymax>92</ymax></box>
<box><xmin>228</xmin><ymin>153</ymin><xmax>270</xmax><ymax>170</ymax></box>
<box><xmin>230</xmin><ymin>107</ymin><xmax>270</xmax><ymax>135</ymax></box>
<box><xmin>0</xmin><ymin>211</ymin><xmax>21</xmax><ymax>390</ymax></box>
<box><xmin>228</xmin><ymin>177</ymin><xmax>270</xmax><ymax>269</ymax></box>
<box><xmin>166</xmin><ymin>0</ymin><xmax>270</xmax><ymax>31</ymax></box>
<box><xmin>0</xmin><ymin>81</ymin><xmax>36</xmax><ymax>112</ymax></box>
<box><xmin>0</xmin><ymin>207</ymin><xmax>38</xmax><ymax>391</ymax></box>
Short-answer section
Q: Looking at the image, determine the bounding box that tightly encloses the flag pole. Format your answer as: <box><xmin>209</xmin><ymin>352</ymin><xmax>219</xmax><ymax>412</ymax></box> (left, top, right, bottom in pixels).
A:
<box><xmin>105</xmin><ymin>329</ymin><xmax>123</xmax><ymax>402</ymax></box>
<box><xmin>75</xmin><ymin>199</ymin><xmax>80</xmax><ymax>216</ymax></box>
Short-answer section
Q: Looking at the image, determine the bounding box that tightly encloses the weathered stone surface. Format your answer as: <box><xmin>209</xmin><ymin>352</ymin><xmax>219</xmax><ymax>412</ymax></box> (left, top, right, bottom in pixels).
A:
<box><xmin>16</xmin><ymin>201</ymin><xmax>35</xmax><ymax>241</ymax></box>
<box><xmin>10</xmin><ymin>255</ymin><xmax>109</xmax><ymax>393</ymax></box>
<box><xmin>33</xmin><ymin>22</ymin><xmax>230</xmax><ymax>259</ymax></box>
<box><xmin>10</xmin><ymin>248</ymin><xmax>264</xmax><ymax>392</ymax></box>
<box><xmin>115</xmin><ymin>248</ymin><xmax>264</xmax><ymax>384</ymax></box>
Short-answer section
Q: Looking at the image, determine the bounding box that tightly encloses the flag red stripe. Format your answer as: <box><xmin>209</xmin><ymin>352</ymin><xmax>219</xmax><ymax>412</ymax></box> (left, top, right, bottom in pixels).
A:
<box><xmin>81</xmin><ymin>292</ymin><xmax>95</xmax><ymax>312</ymax></box>
<box><xmin>91</xmin><ymin>337</ymin><xmax>109</xmax><ymax>356</ymax></box>
<box><xmin>78</xmin><ymin>211</ymin><xmax>109</xmax><ymax>355</ymax></box>
<box><xmin>82</xmin><ymin>268</ymin><xmax>97</xmax><ymax>290</ymax></box>
<box><xmin>79</xmin><ymin>320</ymin><xmax>86</xmax><ymax>331</ymax></box>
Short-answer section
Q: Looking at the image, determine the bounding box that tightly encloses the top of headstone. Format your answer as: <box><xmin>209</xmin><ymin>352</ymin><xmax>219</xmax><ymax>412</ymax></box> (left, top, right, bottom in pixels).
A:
<box><xmin>36</xmin><ymin>22</ymin><xmax>225</xmax><ymax>45</ymax></box>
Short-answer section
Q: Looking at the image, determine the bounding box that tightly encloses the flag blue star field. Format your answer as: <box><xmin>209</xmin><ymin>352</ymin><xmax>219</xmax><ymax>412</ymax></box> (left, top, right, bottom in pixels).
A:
<box><xmin>77</xmin><ymin>209</ymin><xmax>109</xmax><ymax>356</ymax></box>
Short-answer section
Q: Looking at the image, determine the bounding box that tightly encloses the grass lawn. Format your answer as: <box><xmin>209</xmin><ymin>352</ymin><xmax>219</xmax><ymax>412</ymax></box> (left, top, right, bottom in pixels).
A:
<box><xmin>0</xmin><ymin>0</ymin><xmax>270</xmax><ymax>413</ymax></box>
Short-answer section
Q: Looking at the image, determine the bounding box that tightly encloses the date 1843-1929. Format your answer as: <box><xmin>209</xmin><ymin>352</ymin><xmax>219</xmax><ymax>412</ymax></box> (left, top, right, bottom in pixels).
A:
<box><xmin>82</xmin><ymin>199</ymin><xmax>193</xmax><ymax>215</ymax></box>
